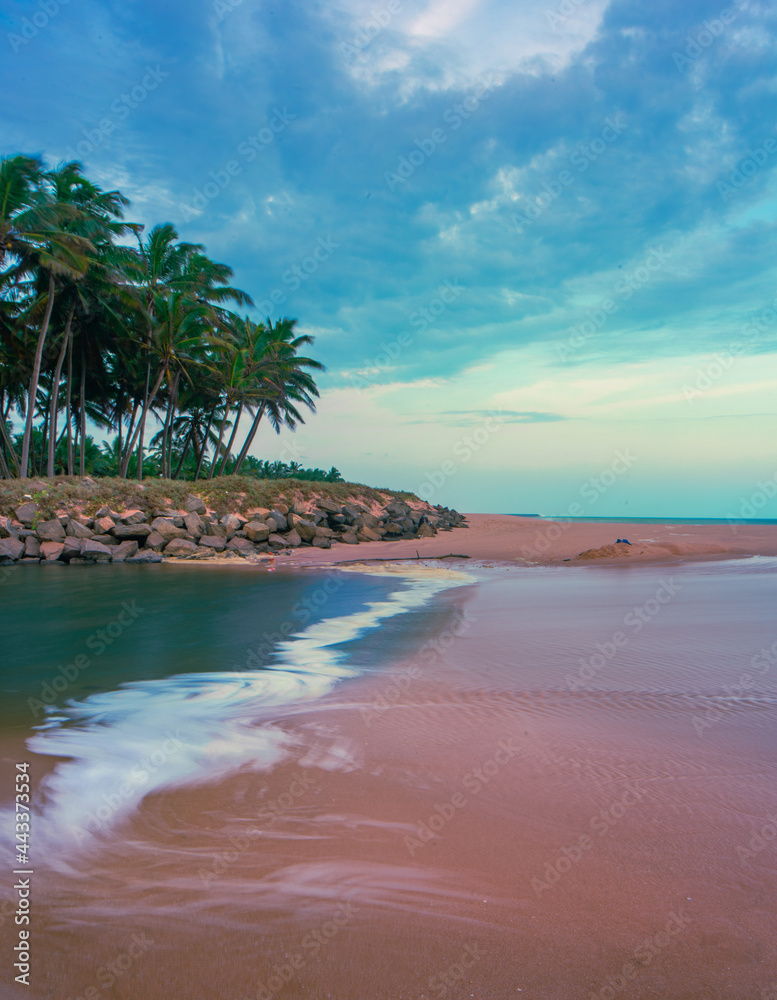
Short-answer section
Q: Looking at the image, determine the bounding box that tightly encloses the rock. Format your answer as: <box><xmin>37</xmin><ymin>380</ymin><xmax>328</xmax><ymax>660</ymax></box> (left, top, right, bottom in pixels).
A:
<box><xmin>38</xmin><ymin>540</ymin><xmax>63</xmax><ymax>560</ymax></box>
<box><xmin>56</xmin><ymin>513</ymin><xmax>70</xmax><ymax>527</ymax></box>
<box><xmin>99</xmin><ymin>534</ymin><xmax>120</xmax><ymax>546</ymax></box>
<box><xmin>221</xmin><ymin>513</ymin><xmax>245</xmax><ymax>532</ymax></box>
<box><xmin>35</xmin><ymin>519</ymin><xmax>66</xmax><ymax>542</ymax></box>
<box><xmin>111</xmin><ymin>523</ymin><xmax>152</xmax><ymax>541</ymax></box>
<box><xmin>191</xmin><ymin>546</ymin><xmax>216</xmax><ymax>559</ymax></box>
<box><xmin>317</xmin><ymin>498</ymin><xmax>341</xmax><ymax>514</ymax></box>
<box><xmin>163</xmin><ymin>538</ymin><xmax>198</xmax><ymax>558</ymax></box>
<box><xmin>0</xmin><ymin>537</ymin><xmax>25</xmax><ymax>561</ymax></box>
<box><xmin>312</xmin><ymin>536</ymin><xmax>331</xmax><ymax>549</ymax></box>
<box><xmin>273</xmin><ymin>502</ymin><xmax>290</xmax><ymax>515</ymax></box>
<box><xmin>267</xmin><ymin>533</ymin><xmax>288</xmax><ymax>549</ymax></box>
<box><xmin>357</xmin><ymin>526</ymin><xmax>382</xmax><ymax>543</ymax></box>
<box><xmin>0</xmin><ymin>516</ymin><xmax>19</xmax><ymax>539</ymax></box>
<box><xmin>94</xmin><ymin>506</ymin><xmax>122</xmax><ymax>520</ymax></box>
<box><xmin>67</xmin><ymin>520</ymin><xmax>93</xmax><ymax>539</ymax></box>
<box><xmin>293</xmin><ymin>518</ymin><xmax>317</xmax><ymax>542</ymax></box>
<box><xmin>81</xmin><ymin>476</ymin><xmax>97</xmax><ymax>487</ymax></box>
<box><xmin>227</xmin><ymin>537</ymin><xmax>255</xmax><ymax>557</ymax></box>
<box><xmin>145</xmin><ymin>530</ymin><xmax>167</xmax><ymax>552</ymax></box>
<box><xmin>92</xmin><ymin>516</ymin><xmax>115</xmax><ymax>535</ymax></box>
<box><xmin>284</xmin><ymin>530</ymin><xmax>302</xmax><ymax>547</ymax></box>
<box><xmin>119</xmin><ymin>510</ymin><xmax>148</xmax><ymax>524</ymax></box>
<box><xmin>267</xmin><ymin>510</ymin><xmax>288</xmax><ymax>532</ymax></box>
<box><xmin>23</xmin><ymin>537</ymin><xmax>41</xmax><ymax>558</ymax></box>
<box><xmin>290</xmin><ymin>501</ymin><xmax>309</xmax><ymax>515</ymax></box>
<box><xmin>382</xmin><ymin>521</ymin><xmax>403</xmax><ymax>537</ymax></box>
<box><xmin>315</xmin><ymin>525</ymin><xmax>334</xmax><ymax>539</ymax></box>
<box><xmin>61</xmin><ymin>537</ymin><xmax>83</xmax><ymax>560</ymax></box>
<box><xmin>82</xmin><ymin>539</ymin><xmax>113</xmax><ymax>562</ymax></box>
<box><xmin>15</xmin><ymin>502</ymin><xmax>38</xmax><ymax>525</ymax></box>
<box><xmin>416</xmin><ymin>521</ymin><xmax>436</xmax><ymax>537</ymax></box>
<box><xmin>150</xmin><ymin>517</ymin><xmax>189</xmax><ymax>541</ymax></box>
<box><xmin>125</xmin><ymin>551</ymin><xmax>163</xmax><ymax>564</ymax></box>
<box><xmin>245</xmin><ymin>507</ymin><xmax>271</xmax><ymax>519</ymax></box>
<box><xmin>197</xmin><ymin>535</ymin><xmax>226</xmax><ymax>551</ymax></box>
<box><xmin>19</xmin><ymin>557</ymin><xmax>41</xmax><ymax>564</ymax></box>
<box><xmin>111</xmin><ymin>540</ymin><xmax>139</xmax><ymax>562</ymax></box>
<box><xmin>16</xmin><ymin>527</ymin><xmax>36</xmax><ymax>538</ymax></box>
<box><xmin>383</xmin><ymin>501</ymin><xmax>410</xmax><ymax>518</ymax></box>
<box><xmin>244</xmin><ymin>520</ymin><xmax>270</xmax><ymax>542</ymax></box>
<box><xmin>183</xmin><ymin>512</ymin><xmax>205</xmax><ymax>538</ymax></box>
<box><xmin>340</xmin><ymin>531</ymin><xmax>359</xmax><ymax>545</ymax></box>
<box><xmin>185</xmin><ymin>496</ymin><xmax>207</xmax><ymax>514</ymax></box>
<box><xmin>204</xmin><ymin>521</ymin><xmax>227</xmax><ymax>538</ymax></box>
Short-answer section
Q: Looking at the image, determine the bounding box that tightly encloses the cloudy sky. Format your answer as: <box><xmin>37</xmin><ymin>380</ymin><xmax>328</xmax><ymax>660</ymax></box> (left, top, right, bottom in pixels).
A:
<box><xmin>3</xmin><ymin>0</ymin><xmax>776</xmax><ymax>516</ymax></box>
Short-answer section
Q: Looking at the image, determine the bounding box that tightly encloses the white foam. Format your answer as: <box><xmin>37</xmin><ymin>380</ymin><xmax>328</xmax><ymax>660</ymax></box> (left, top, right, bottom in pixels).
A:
<box><xmin>4</xmin><ymin>565</ymin><xmax>471</xmax><ymax>863</ymax></box>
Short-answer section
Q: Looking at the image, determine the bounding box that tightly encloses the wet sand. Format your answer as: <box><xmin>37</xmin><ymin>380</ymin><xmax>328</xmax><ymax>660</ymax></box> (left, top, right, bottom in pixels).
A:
<box><xmin>3</xmin><ymin>553</ymin><xmax>776</xmax><ymax>1000</ymax></box>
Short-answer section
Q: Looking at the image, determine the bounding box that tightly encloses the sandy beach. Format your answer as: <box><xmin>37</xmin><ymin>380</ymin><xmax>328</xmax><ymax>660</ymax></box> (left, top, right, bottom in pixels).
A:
<box><xmin>2</xmin><ymin>527</ymin><xmax>776</xmax><ymax>1000</ymax></box>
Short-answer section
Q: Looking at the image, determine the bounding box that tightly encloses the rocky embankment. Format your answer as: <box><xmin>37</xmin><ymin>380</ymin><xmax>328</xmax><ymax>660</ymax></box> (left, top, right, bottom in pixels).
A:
<box><xmin>0</xmin><ymin>494</ymin><xmax>467</xmax><ymax>565</ymax></box>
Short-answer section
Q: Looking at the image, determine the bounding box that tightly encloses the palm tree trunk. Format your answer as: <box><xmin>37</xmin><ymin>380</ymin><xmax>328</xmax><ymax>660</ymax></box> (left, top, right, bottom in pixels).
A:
<box><xmin>66</xmin><ymin>329</ymin><xmax>74</xmax><ymax>475</ymax></box>
<box><xmin>122</xmin><ymin>367</ymin><xmax>166</xmax><ymax>477</ymax></box>
<box><xmin>194</xmin><ymin>411</ymin><xmax>215</xmax><ymax>482</ymax></box>
<box><xmin>208</xmin><ymin>402</ymin><xmax>231</xmax><ymax>480</ymax></box>
<box><xmin>0</xmin><ymin>398</ymin><xmax>21</xmax><ymax>477</ymax></box>
<box><xmin>20</xmin><ymin>272</ymin><xmax>56</xmax><ymax>478</ymax></box>
<box><xmin>233</xmin><ymin>401</ymin><xmax>266</xmax><ymax>475</ymax></box>
<box><xmin>47</xmin><ymin>304</ymin><xmax>75</xmax><ymax>477</ymax></box>
<box><xmin>79</xmin><ymin>348</ymin><xmax>86</xmax><ymax>477</ymax></box>
<box><xmin>217</xmin><ymin>399</ymin><xmax>243</xmax><ymax>476</ymax></box>
<box><xmin>173</xmin><ymin>423</ymin><xmax>195</xmax><ymax>479</ymax></box>
<box><xmin>123</xmin><ymin>352</ymin><xmax>152</xmax><ymax>480</ymax></box>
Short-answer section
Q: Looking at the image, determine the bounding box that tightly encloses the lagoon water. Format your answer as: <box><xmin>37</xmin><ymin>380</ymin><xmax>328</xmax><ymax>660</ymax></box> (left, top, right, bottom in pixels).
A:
<box><xmin>1</xmin><ymin>558</ymin><xmax>777</xmax><ymax>998</ymax></box>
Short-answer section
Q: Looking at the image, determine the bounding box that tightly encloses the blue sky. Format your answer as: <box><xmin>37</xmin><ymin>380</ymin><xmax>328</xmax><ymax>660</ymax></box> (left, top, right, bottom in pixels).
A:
<box><xmin>3</xmin><ymin>0</ymin><xmax>777</xmax><ymax>515</ymax></box>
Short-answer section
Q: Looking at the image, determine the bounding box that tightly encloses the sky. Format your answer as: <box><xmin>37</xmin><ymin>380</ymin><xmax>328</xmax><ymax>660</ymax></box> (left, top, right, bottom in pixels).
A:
<box><xmin>2</xmin><ymin>0</ymin><xmax>777</xmax><ymax>516</ymax></box>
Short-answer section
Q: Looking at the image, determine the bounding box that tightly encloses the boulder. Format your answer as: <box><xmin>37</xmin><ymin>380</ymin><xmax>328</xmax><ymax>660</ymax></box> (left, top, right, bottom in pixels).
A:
<box><xmin>145</xmin><ymin>530</ymin><xmax>167</xmax><ymax>552</ymax></box>
<box><xmin>191</xmin><ymin>546</ymin><xmax>216</xmax><ymax>559</ymax></box>
<box><xmin>183</xmin><ymin>512</ymin><xmax>205</xmax><ymax>538</ymax></box>
<box><xmin>56</xmin><ymin>513</ymin><xmax>70</xmax><ymax>527</ymax></box>
<box><xmin>0</xmin><ymin>537</ymin><xmax>24</xmax><ymax>562</ymax></box>
<box><xmin>244</xmin><ymin>520</ymin><xmax>270</xmax><ymax>542</ymax></box>
<box><xmin>284</xmin><ymin>530</ymin><xmax>302</xmax><ymax>547</ymax></box>
<box><xmin>245</xmin><ymin>507</ymin><xmax>271</xmax><ymax>519</ymax></box>
<box><xmin>315</xmin><ymin>525</ymin><xmax>334</xmax><ymax>539</ymax></box>
<box><xmin>267</xmin><ymin>533</ymin><xmax>288</xmax><ymax>549</ymax></box>
<box><xmin>381</xmin><ymin>522</ymin><xmax>403</xmax><ymax>537</ymax></box>
<box><xmin>125</xmin><ymin>550</ymin><xmax>163</xmax><ymax>564</ymax></box>
<box><xmin>272</xmin><ymin>502</ymin><xmax>290</xmax><ymax>515</ymax></box>
<box><xmin>163</xmin><ymin>538</ymin><xmax>198</xmax><ymax>558</ymax></box>
<box><xmin>416</xmin><ymin>521</ymin><xmax>436</xmax><ymax>537</ymax></box>
<box><xmin>0</xmin><ymin>516</ymin><xmax>19</xmax><ymax>539</ymax></box>
<box><xmin>111</xmin><ymin>523</ymin><xmax>152</xmax><ymax>541</ymax></box>
<box><xmin>40</xmin><ymin>541</ymin><xmax>64</xmax><ymax>561</ymax></box>
<box><xmin>98</xmin><ymin>534</ymin><xmax>120</xmax><ymax>546</ymax></box>
<box><xmin>316</xmin><ymin>498</ymin><xmax>341</xmax><ymax>514</ymax></box>
<box><xmin>150</xmin><ymin>517</ymin><xmax>189</xmax><ymax>541</ymax></box>
<box><xmin>36</xmin><ymin>519</ymin><xmax>66</xmax><ymax>542</ymax></box>
<box><xmin>111</xmin><ymin>540</ymin><xmax>139</xmax><ymax>562</ymax></box>
<box><xmin>221</xmin><ymin>513</ymin><xmax>245</xmax><ymax>532</ymax></box>
<box><xmin>67</xmin><ymin>520</ymin><xmax>93</xmax><ymax>539</ymax></box>
<box><xmin>340</xmin><ymin>531</ymin><xmax>359</xmax><ymax>545</ymax></box>
<box><xmin>293</xmin><ymin>518</ymin><xmax>317</xmax><ymax>542</ymax></box>
<box><xmin>23</xmin><ymin>537</ymin><xmax>41</xmax><ymax>558</ymax></box>
<box><xmin>185</xmin><ymin>496</ymin><xmax>207</xmax><ymax>515</ymax></box>
<box><xmin>15</xmin><ymin>502</ymin><xmax>38</xmax><ymax>525</ymax></box>
<box><xmin>197</xmin><ymin>535</ymin><xmax>226</xmax><ymax>551</ymax></box>
<box><xmin>119</xmin><ymin>510</ymin><xmax>148</xmax><ymax>524</ymax></box>
<box><xmin>312</xmin><ymin>536</ymin><xmax>331</xmax><ymax>549</ymax></box>
<box><xmin>227</xmin><ymin>537</ymin><xmax>255</xmax><ymax>557</ymax></box>
<box><xmin>203</xmin><ymin>521</ymin><xmax>227</xmax><ymax>538</ymax></box>
<box><xmin>82</xmin><ymin>539</ymin><xmax>113</xmax><ymax>562</ymax></box>
<box><xmin>357</xmin><ymin>526</ymin><xmax>382</xmax><ymax>543</ymax></box>
<box><xmin>267</xmin><ymin>510</ymin><xmax>288</xmax><ymax>532</ymax></box>
<box><xmin>61</xmin><ymin>537</ymin><xmax>83</xmax><ymax>560</ymax></box>
<box><xmin>92</xmin><ymin>516</ymin><xmax>115</xmax><ymax>535</ymax></box>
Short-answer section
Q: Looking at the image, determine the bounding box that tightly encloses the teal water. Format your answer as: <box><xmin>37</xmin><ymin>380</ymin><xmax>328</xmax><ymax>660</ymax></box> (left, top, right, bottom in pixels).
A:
<box><xmin>513</xmin><ymin>515</ymin><xmax>777</xmax><ymax>525</ymax></box>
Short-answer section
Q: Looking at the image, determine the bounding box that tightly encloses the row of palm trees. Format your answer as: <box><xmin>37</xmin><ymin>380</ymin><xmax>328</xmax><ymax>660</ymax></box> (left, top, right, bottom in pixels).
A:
<box><xmin>0</xmin><ymin>154</ymin><xmax>325</xmax><ymax>481</ymax></box>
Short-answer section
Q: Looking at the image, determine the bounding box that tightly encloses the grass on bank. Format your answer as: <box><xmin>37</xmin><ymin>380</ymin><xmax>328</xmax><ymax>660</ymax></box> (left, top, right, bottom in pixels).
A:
<box><xmin>0</xmin><ymin>476</ymin><xmax>420</xmax><ymax>521</ymax></box>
